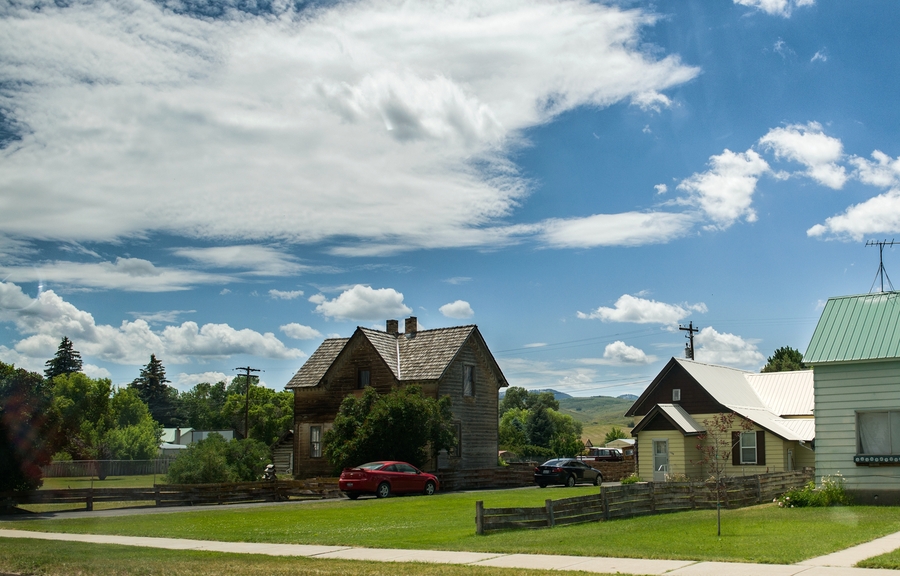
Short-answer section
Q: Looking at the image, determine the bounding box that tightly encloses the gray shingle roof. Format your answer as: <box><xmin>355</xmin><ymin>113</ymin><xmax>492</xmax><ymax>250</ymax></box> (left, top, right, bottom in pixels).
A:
<box><xmin>285</xmin><ymin>324</ymin><xmax>508</xmax><ymax>389</ymax></box>
<box><xmin>285</xmin><ymin>338</ymin><xmax>348</xmax><ymax>389</ymax></box>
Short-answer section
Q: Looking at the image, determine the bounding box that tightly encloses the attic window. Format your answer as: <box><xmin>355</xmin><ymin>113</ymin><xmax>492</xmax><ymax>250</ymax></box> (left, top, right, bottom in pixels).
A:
<box><xmin>358</xmin><ymin>369</ymin><xmax>370</xmax><ymax>389</ymax></box>
<box><xmin>463</xmin><ymin>365</ymin><xmax>475</xmax><ymax>397</ymax></box>
<box><xmin>672</xmin><ymin>389</ymin><xmax>681</xmax><ymax>402</ymax></box>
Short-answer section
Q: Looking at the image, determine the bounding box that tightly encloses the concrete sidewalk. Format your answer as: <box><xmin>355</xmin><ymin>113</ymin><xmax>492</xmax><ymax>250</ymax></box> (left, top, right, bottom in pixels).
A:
<box><xmin>2</xmin><ymin>528</ymin><xmax>900</xmax><ymax>575</ymax></box>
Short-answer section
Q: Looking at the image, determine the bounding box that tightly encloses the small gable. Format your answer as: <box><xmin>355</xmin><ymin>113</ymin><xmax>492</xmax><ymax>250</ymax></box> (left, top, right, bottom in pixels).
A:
<box><xmin>626</xmin><ymin>358</ymin><xmax>726</xmax><ymax>417</ymax></box>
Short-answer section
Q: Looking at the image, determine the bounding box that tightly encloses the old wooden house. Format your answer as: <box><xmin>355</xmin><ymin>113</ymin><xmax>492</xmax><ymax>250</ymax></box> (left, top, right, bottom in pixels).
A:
<box><xmin>285</xmin><ymin>317</ymin><xmax>508</xmax><ymax>477</ymax></box>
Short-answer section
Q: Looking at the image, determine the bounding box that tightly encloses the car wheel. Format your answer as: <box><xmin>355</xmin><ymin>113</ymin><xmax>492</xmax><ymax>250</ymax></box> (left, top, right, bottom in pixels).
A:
<box><xmin>423</xmin><ymin>480</ymin><xmax>436</xmax><ymax>496</ymax></box>
<box><xmin>346</xmin><ymin>492</ymin><xmax>360</xmax><ymax>500</ymax></box>
<box><xmin>538</xmin><ymin>483</ymin><xmax>547</xmax><ymax>488</ymax></box>
<box><xmin>592</xmin><ymin>474</ymin><xmax>600</xmax><ymax>486</ymax></box>
<box><xmin>565</xmin><ymin>475</ymin><xmax>576</xmax><ymax>487</ymax></box>
<box><xmin>376</xmin><ymin>482</ymin><xmax>391</xmax><ymax>499</ymax></box>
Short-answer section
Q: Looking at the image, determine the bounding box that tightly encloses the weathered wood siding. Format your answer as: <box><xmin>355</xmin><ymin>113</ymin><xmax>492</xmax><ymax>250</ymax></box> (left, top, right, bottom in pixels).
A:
<box><xmin>814</xmin><ymin>359</ymin><xmax>900</xmax><ymax>497</ymax></box>
<box><xmin>437</xmin><ymin>336</ymin><xmax>500</xmax><ymax>469</ymax></box>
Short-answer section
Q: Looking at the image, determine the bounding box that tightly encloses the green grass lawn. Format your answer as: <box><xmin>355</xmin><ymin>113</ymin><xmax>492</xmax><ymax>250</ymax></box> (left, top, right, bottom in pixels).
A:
<box><xmin>858</xmin><ymin>548</ymin><xmax>900</xmax><ymax>570</ymax></box>
<box><xmin>0</xmin><ymin>538</ymin><xmax>607</xmax><ymax>576</ymax></box>
<box><xmin>4</xmin><ymin>486</ymin><xmax>900</xmax><ymax>564</ymax></box>
<box><xmin>39</xmin><ymin>474</ymin><xmax>160</xmax><ymax>490</ymax></box>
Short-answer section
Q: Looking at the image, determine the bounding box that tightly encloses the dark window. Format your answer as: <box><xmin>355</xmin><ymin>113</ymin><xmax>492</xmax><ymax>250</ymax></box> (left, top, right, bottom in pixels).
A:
<box><xmin>463</xmin><ymin>365</ymin><xmax>475</xmax><ymax>397</ymax></box>
<box><xmin>358</xmin><ymin>369</ymin><xmax>370</xmax><ymax>389</ymax></box>
<box><xmin>310</xmin><ymin>425</ymin><xmax>322</xmax><ymax>458</ymax></box>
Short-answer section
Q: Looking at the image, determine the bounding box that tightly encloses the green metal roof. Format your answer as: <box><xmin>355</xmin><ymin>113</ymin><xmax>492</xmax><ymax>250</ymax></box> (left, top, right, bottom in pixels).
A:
<box><xmin>805</xmin><ymin>292</ymin><xmax>900</xmax><ymax>364</ymax></box>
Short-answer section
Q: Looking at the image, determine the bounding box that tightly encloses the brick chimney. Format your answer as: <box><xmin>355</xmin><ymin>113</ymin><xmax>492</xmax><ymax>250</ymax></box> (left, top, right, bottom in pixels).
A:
<box><xmin>386</xmin><ymin>319</ymin><xmax>399</xmax><ymax>334</ymax></box>
<box><xmin>405</xmin><ymin>316</ymin><xmax>418</xmax><ymax>336</ymax></box>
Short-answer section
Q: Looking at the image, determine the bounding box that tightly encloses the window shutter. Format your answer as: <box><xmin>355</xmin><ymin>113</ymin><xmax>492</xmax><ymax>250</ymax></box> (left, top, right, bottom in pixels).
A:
<box><xmin>732</xmin><ymin>432</ymin><xmax>741</xmax><ymax>466</ymax></box>
<box><xmin>756</xmin><ymin>431</ymin><xmax>766</xmax><ymax>465</ymax></box>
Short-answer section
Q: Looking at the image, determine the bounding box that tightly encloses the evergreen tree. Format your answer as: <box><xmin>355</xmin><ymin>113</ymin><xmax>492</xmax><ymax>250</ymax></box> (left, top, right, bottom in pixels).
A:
<box><xmin>129</xmin><ymin>354</ymin><xmax>180</xmax><ymax>426</ymax></box>
<box><xmin>44</xmin><ymin>336</ymin><xmax>83</xmax><ymax>380</ymax></box>
<box><xmin>762</xmin><ymin>346</ymin><xmax>807</xmax><ymax>372</ymax></box>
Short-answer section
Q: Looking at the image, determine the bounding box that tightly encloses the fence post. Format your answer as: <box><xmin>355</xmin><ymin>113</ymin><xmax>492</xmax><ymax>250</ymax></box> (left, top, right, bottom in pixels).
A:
<box><xmin>86</xmin><ymin>488</ymin><xmax>93</xmax><ymax>512</ymax></box>
<box><xmin>545</xmin><ymin>499</ymin><xmax>555</xmax><ymax>528</ymax></box>
<box><xmin>649</xmin><ymin>482</ymin><xmax>656</xmax><ymax>513</ymax></box>
<box><xmin>756</xmin><ymin>475</ymin><xmax>762</xmax><ymax>504</ymax></box>
<box><xmin>154</xmin><ymin>486</ymin><xmax>160</xmax><ymax>507</ymax></box>
<box><xmin>475</xmin><ymin>500</ymin><xmax>484</xmax><ymax>535</ymax></box>
<box><xmin>602</xmin><ymin>488</ymin><xmax>610</xmax><ymax>520</ymax></box>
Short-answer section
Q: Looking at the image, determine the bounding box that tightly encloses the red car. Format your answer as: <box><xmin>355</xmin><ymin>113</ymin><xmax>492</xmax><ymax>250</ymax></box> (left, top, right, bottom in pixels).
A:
<box><xmin>339</xmin><ymin>461</ymin><xmax>440</xmax><ymax>499</ymax></box>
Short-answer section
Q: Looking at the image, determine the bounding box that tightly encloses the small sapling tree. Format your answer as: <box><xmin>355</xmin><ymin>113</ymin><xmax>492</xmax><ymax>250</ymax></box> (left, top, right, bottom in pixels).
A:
<box><xmin>695</xmin><ymin>412</ymin><xmax>754</xmax><ymax>536</ymax></box>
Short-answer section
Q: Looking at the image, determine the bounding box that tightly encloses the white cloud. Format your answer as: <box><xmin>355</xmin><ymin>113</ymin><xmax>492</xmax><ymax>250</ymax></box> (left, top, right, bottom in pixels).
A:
<box><xmin>759</xmin><ymin>122</ymin><xmax>847</xmax><ymax>189</ymax></box>
<box><xmin>0</xmin><ymin>258</ymin><xmax>233</xmax><ymax>292</ymax></box>
<box><xmin>677</xmin><ymin>149</ymin><xmax>770</xmax><ymax>228</ymax></box>
<box><xmin>811</xmin><ymin>50</ymin><xmax>827</xmax><ymax>63</ymax></box>
<box><xmin>0</xmin><ymin>280</ymin><xmax>304</xmax><ymax>366</ymax></box>
<box><xmin>808</xmin><ymin>189</ymin><xmax>900</xmax><ymax>241</ymax></box>
<box><xmin>579</xmin><ymin>341</ymin><xmax>656</xmax><ymax>365</ymax></box>
<box><xmin>174</xmin><ymin>372</ymin><xmax>233</xmax><ymax>391</ymax></box>
<box><xmin>654</xmin><ymin>184</ymin><xmax>668</xmax><ymax>195</ymax></box>
<box><xmin>310</xmin><ymin>285</ymin><xmax>412</xmax><ymax>321</ymax></box>
<box><xmin>280</xmin><ymin>323</ymin><xmax>322</xmax><ymax>340</ymax></box>
<box><xmin>852</xmin><ymin>151</ymin><xmax>900</xmax><ymax>189</ymax></box>
<box><xmin>577</xmin><ymin>294</ymin><xmax>707</xmax><ymax>325</ymax></box>
<box><xmin>734</xmin><ymin>0</ymin><xmax>815</xmax><ymax>18</ymax></box>
<box><xmin>694</xmin><ymin>326</ymin><xmax>764</xmax><ymax>368</ymax></box>
<box><xmin>439</xmin><ymin>300</ymin><xmax>474</xmax><ymax>319</ymax></box>
<box><xmin>540</xmin><ymin>212</ymin><xmax>693</xmax><ymax>248</ymax></box>
<box><xmin>631</xmin><ymin>91</ymin><xmax>672</xmax><ymax>112</ymax></box>
<box><xmin>0</xmin><ymin>0</ymin><xmax>698</xmax><ymax>254</ymax></box>
<box><xmin>174</xmin><ymin>246</ymin><xmax>308</xmax><ymax>276</ymax></box>
<box><xmin>523</xmin><ymin>342</ymin><xmax>547</xmax><ymax>348</ymax></box>
<box><xmin>269</xmin><ymin>289</ymin><xmax>304</xmax><ymax>300</ymax></box>
<box><xmin>443</xmin><ymin>277</ymin><xmax>472</xmax><ymax>285</ymax></box>
<box><xmin>83</xmin><ymin>364</ymin><xmax>112</xmax><ymax>379</ymax></box>
<box><xmin>129</xmin><ymin>310</ymin><xmax>195</xmax><ymax>324</ymax></box>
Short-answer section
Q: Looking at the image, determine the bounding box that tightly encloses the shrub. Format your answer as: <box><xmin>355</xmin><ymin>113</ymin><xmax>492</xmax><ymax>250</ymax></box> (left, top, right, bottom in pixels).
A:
<box><xmin>775</xmin><ymin>474</ymin><xmax>851</xmax><ymax>508</ymax></box>
<box><xmin>166</xmin><ymin>434</ymin><xmax>270</xmax><ymax>484</ymax></box>
<box><xmin>620</xmin><ymin>473</ymin><xmax>642</xmax><ymax>484</ymax></box>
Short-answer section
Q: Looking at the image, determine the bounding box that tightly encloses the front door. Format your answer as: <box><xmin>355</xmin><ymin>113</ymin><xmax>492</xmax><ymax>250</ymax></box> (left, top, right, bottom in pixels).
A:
<box><xmin>653</xmin><ymin>439</ymin><xmax>669</xmax><ymax>482</ymax></box>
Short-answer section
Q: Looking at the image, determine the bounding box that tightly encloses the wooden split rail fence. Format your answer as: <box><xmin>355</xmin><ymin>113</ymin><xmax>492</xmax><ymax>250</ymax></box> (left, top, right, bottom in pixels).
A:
<box><xmin>0</xmin><ymin>479</ymin><xmax>341</xmax><ymax>512</ymax></box>
<box><xmin>476</xmin><ymin>470</ymin><xmax>812</xmax><ymax>534</ymax></box>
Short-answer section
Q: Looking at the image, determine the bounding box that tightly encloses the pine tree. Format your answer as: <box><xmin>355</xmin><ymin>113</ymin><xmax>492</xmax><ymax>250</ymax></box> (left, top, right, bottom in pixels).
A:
<box><xmin>44</xmin><ymin>337</ymin><xmax>83</xmax><ymax>380</ymax></box>
<box><xmin>129</xmin><ymin>354</ymin><xmax>179</xmax><ymax>426</ymax></box>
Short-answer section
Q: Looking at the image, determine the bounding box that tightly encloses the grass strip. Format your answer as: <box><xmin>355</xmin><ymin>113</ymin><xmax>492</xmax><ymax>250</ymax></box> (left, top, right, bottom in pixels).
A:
<box><xmin>0</xmin><ymin>538</ymin><xmax>625</xmax><ymax>576</ymax></box>
<box><xmin>4</xmin><ymin>486</ymin><xmax>899</xmax><ymax>564</ymax></box>
<box><xmin>857</xmin><ymin>548</ymin><xmax>900</xmax><ymax>570</ymax></box>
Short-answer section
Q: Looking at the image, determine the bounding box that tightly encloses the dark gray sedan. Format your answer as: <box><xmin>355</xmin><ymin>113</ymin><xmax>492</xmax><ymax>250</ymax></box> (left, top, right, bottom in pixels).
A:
<box><xmin>534</xmin><ymin>458</ymin><xmax>602</xmax><ymax>487</ymax></box>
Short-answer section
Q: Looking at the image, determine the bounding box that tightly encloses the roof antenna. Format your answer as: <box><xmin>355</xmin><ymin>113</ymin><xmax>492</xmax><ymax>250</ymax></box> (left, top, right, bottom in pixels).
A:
<box><xmin>867</xmin><ymin>239</ymin><xmax>896</xmax><ymax>293</ymax></box>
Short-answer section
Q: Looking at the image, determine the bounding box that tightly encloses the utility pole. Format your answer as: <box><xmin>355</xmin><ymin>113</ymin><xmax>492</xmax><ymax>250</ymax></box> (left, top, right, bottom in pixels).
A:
<box><xmin>680</xmin><ymin>321</ymin><xmax>699</xmax><ymax>360</ymax></box>
<box><xmin>234</xmin><ymin>366</ymin><xmax>262</xmax><ymax>440</ymax></box>
<box><xmin>867</xmin><ymin>239</ymin><xmax>896</xmax><ymax>293</ymax></box>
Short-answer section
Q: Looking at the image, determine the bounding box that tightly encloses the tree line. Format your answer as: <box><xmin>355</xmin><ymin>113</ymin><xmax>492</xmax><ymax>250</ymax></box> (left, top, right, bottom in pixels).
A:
<box><xmin>0</xmin><ymin>337</ymin><xmax>293</xmax><ymax>491</ymax></box>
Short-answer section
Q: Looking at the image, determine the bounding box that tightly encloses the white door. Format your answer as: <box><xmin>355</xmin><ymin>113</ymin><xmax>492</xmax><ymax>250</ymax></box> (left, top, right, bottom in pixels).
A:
<box><xmin>653</xmin><ymin>439</ymin><xmax>669</xmax><ymax>482</ymax></box>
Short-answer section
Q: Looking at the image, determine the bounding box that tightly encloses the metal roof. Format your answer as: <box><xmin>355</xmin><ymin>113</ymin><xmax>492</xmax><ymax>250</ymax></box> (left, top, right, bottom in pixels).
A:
<box><xmin>657</xmin><ymin>403</ymin><xmax>706</xmax><ymax>434</ymax></box>
<box><xmin>746</xmin><ymin>370</ymin><xmax>814</xmax><ymax>416</ymax></box>
<box><xmin>805</xmin><ymin>292</ymin><xmax>900</xmax><ymax>364</ymax></box>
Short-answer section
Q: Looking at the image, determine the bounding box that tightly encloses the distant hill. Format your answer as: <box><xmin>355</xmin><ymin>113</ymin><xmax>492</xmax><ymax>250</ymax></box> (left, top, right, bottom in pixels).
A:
<box><xmin>617</xmin><ymin>394</ymin><xmax>639</xmax><ymax>401</ymax></box>
<box><xmin>498</xmin><ymin>388</ymin><xmax>572</xmax><ymax>400</ymax></box>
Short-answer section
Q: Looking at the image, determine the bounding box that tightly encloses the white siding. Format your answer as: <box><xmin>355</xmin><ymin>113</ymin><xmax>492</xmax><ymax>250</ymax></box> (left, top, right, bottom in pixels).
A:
<box><xmin>814</xmin><ymin>359</ymin><xmax>900</xmax><ymax>491</ymax></box>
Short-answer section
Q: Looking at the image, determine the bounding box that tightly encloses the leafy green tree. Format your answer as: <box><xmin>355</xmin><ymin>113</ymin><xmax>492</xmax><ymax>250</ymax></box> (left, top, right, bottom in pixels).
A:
<box><xmin>323</xmin><ymin>385</ymin><xmax>456</xmax><ymax>472</ymax></box>
<box><xmin>130</xmin><ymin>354</ymin><xmax>181</xmax><ymax>426</ymax></box>
<box><xmin>104</xmin><ymin>388</ymin><xmax>161</xmax><ymax>460</ymax></box>
<box><xmin>222</xmin><ymin>384</ymin><xmax>293</xmax><ymax>445</ymax></box>
<box><xmin>180</xmin><ymin>381</ymin><xmax>231</xmax><ymax>430</ymax></box>
<box><xmin>550</xmin><ymin>432</ymin><xmax>584</xmax><ymax>457</ymax></box>
<box><xmin>51</xmin><ymin>372</ymin><xmax>113</xmax><ymax>459</ymax></box>
<box><xmin>525</xmin><ymin>391</ymin><xmax>559</xmax><ymax>412</ymax></box>
<box><xmin>761</xmin><ymin>346</ymin><xmax>807</xmax><ymax>372</ymax></box>
<box><xmin>499</xmin><ymin>408</ymin><xmax>529</xmax><ymax>449</ymax></box>
<box><xmin>525</xmin><ymin>406</ymin><xmax>554</xmax><ymax>448</ymax></box>
<box><xmin>499</xmin><ymin>386</ymin><xmax>530</xmax><ymax>416</ymax></box>
<box><xmin>604</xmin><ymin>425</ymin><xmax>628</xmax><ymax>445</ymax></box>
<box><xmin>165</xmin><ymin>434</ymin><xmax>271</xmax><ymax>483</ymax></box>
<box><xmin>44</xmin><ymin>336</ymin><xmax>83</xmax><ymax>380</ymax></box>
<box><xmin>0</xmin><ymin>362</ymin><xmax>55</xmax><ymax>491</ymax></box>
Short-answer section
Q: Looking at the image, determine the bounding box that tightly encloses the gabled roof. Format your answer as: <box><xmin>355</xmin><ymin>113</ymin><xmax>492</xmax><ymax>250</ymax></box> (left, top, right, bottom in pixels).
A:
<box><xmin>805</xmin><ymin>292</ymin><xmax>900</xmax><ymax>364</ymax></box>
<box><xmin>285</xmin><ymin>324</ymin><xmax>508</xmax><ymax>389</ymax></box>
<box><xmin>630</xmin><ymin>358</ymin><xmax>814</xmax><ymax>442</ymax></box>
<box><xmin>631</xmin><ymin>403</ymin><xmax>706</xmax><ymax>436</ymax></box>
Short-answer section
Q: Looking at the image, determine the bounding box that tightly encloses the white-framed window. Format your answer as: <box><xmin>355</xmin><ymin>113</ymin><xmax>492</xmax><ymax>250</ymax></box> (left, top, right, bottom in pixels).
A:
<box><xmin>740</xmin><ymin>431</ymin><xmax>757</xmax><ymax>464</ymax></box>
<box><xmin>310</xmin><ymin>425</ymin><xmax>322</xmax><ymax>458</ymax></box>
<box><xmin>858</xmin><ymin>410</ymin><xmax>900</xmax><ymax>455</ymax></box>
<box><xmin>357</xmin><ymin>369</ymin><xmax>370</xmax><ymax>389</ymax></box>
<box><xmin>672</xmin><ymin>388</ymin><xmax>681</xmax><ymax>402</ymax></box>
<box><xmin>463</xmin><ymin>365</ymin><xmax>475</xmax><ymax>397</ymax></box>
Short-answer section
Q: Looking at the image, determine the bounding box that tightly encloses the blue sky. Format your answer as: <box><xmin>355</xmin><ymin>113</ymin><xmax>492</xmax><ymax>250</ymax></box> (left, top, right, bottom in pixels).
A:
<box><xmin>2</xmin><ymin>0</ymin><xmax>899</xmax><ymax>397</ymax></box>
